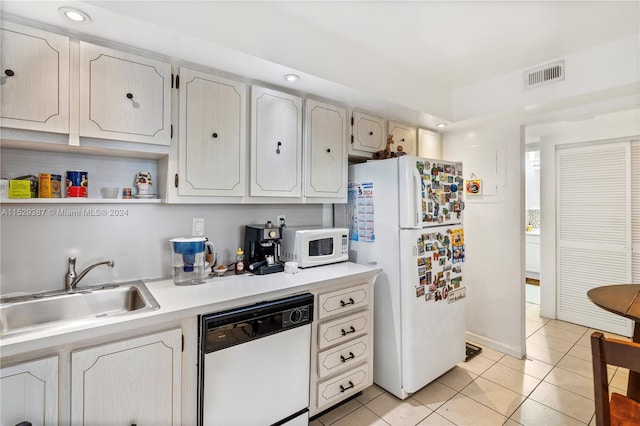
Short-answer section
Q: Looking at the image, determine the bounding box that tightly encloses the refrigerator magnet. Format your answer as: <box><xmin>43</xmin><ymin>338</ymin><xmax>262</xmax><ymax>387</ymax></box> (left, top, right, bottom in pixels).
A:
<box><xmin>419</xmin><ymin>275</ymin><xmax>427</xmax><ymax>286</ymax></box>
<box><xmin>434</xmin><ymin>289</ymin><xmax>443</xmax><ymax>301</ymax></box>
<box><xmin>452</xmin><ymin>229</ymin><xmax>464</xmax><ymax>246</ymax></box>
<box><xmin>448</xmin><ymin>287</ymin><xmax>466</xmax><ymax>303</ymax></box>
<box><xmin>416</xmin><ymin>286</ymin><xmax>425</xmax><ymax>297</ymax></box>
<box><xmin>450</xmin><ymin>184</ymin><xmax>458</xmax><ymax>193</ymax></box>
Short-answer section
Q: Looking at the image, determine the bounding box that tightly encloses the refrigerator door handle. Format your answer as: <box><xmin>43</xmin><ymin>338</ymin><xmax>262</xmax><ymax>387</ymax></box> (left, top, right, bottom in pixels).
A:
<box><xmin>411</xmin><ymin>167</ymin><xmax>422</xmax><ymax>228</ymax></box>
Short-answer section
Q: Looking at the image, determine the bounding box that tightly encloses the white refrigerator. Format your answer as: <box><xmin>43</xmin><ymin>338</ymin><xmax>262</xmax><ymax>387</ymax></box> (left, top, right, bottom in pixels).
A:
<box><xmin>336</xmin><ymin>155</ymin><xmax>466</xmax><ymax>399</ymax></box>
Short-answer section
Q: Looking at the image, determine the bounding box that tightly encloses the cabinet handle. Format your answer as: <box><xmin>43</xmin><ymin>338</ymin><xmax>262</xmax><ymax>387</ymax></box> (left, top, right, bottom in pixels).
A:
<box><xmin>326</xmin><ymin>148</ymin><xmax>331</xmax><ymax>153</ymax></box>
<box><xmin>212</xmin><ymin>132</ymin><xmax>218</xmax><ymax>138</ymax></box>
<box><xmin>340</xmin><ymin>351</ymin><xmax>355</xmax><ymax>363</ymax></box>
<box><xmin>4</xmin><ymin>69</ymin><xmax>15</xmax><ymax>77</ymax></box>
<box><xmin>276</xmin><ymin>141</ymin><xmax>282</xmax><ymax>154</ymax></box>
<box><xmin>126</xmin><ymin>93</ymin><xmax>133</xmax><ymax>99</ymax></box>
<box><xmin>341</xmin><ymin>326</ymin><xmax>356</xmax><ymax>336</ymax></box>
<box><xmin>340</xmin><ymin>298</ymin><xmax>355</xmax><ymax>307</ymax></box>
<box><xmin>339</xmin><ymin>380</ymin><xmax>355</xmax><ymax>393</ymax></box>
<box><xmin>369</xmin><ymin>131</ymin><xmax>373</xmax><ymax>135</ymax></box>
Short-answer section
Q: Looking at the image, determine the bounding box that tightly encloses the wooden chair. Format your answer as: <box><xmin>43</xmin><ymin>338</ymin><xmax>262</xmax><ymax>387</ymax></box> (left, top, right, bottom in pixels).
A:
<box><xmin>591</xmin><ymin>332</ymin><xmax>640</xmax><ymax>426</ymax></box>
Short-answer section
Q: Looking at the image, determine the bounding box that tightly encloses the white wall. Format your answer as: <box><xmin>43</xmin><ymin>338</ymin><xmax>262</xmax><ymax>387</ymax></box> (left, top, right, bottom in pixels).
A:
<box><xmin>0</xmin><ymin>203</ymin><xmax>323</xmax><ymax>295</ymax></box>
<box><xmin>526</xmin><ymin>108</ymin><xmax>640</xmax><ymax>319</ymax></box>
<box><xmin>443</xmin><ymin>121</ymin><xmax>525</xmax><ymax>358</ymax></box>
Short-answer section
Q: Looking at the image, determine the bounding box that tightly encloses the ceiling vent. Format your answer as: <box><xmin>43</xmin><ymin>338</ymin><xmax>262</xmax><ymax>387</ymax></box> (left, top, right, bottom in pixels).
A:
<box><xmin>524</xmin><ymin>60</ymin><xmax>565</xmax><ymax>89</ymax></box>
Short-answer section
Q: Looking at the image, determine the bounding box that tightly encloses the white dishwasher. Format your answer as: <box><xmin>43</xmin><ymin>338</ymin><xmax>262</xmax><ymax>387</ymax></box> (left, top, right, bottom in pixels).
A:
<box><xmin>198</xmin><ymin>293</ymin><xmax>314</xmax><ymax>426</ymax></box>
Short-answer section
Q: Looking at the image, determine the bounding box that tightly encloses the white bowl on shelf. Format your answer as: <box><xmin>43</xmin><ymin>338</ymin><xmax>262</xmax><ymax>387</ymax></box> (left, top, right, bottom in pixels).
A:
<box><xmin>101</xmin><ymin>187</ymin><xmax>119</xmax><ymax>199</ymax></box>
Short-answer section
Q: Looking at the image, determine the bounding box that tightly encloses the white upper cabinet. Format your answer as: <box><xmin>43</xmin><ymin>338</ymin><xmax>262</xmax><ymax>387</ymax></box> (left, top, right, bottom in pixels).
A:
<box><xmin>0</xmin><ymin>21</ymin><xmax>69</xmax><ymax>134</ymax></box>
<box><xmin>304</xmin><ymin>99</ymin><xmax>348</xmax><ymax>199</ymax></box>
<box><xmin>251</xmin><ymin>86</ymin><xmax>302</xmax><ymax>197</ymax></box>
<box><xmin>79</xmin><ymin>41</ymin><xmax>171</xmax><ymax>145</ymax></box>
<box><xmin>388</xmin><ymin>121</ymin><xmax>417</xmax><ymax>156</ymax></box>
<box><xmin>418</xmin><ymin>128</ymin><xmax>442</xmax><ymax>159</ymax></box>
<box><xmin>350</xmin><ymin>110</ymin><xmax>386</xmax><ymax>157</ymax></box>
<box><xmin>177</xmin><ymin>67</ymin><xmax>246</xmax><ymax>197</ymax></box>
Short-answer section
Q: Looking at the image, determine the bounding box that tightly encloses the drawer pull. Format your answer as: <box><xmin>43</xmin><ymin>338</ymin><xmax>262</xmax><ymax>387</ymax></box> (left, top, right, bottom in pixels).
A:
<box><xmin>340</xmin><ymin>298</ymin><xmax>355</xmax><ymax>307</ymax></box>
<box><xmin>339</xmin><ymin>380</ymin><xmax>355</xmax><ymax>393</ymax></box>
<box><xmin>340</xmin><ymin>352</ymin><xmax>355</xmax><ymax>363</ymax></box>
<box><xmin>341</xmin><ymin>326</ymin><xmax>356</xmax><ymax>336</ymax></box>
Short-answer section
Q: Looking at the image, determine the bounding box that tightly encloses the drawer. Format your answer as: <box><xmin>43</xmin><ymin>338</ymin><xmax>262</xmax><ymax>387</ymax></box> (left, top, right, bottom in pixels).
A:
<box><xmin>318</xmin><ymin>283</ymin><xmax>371</xmax><ymax>320</ymax></box>
<box><xmin>317</xmin><ymin>363</ymin><xmax>370</xmax><ymax>410</ymax></box>
<box><xmin>318</xmin><ymin>335</ymin><xmax>370</xmax><ymax>379</ymax></box>
<box><xmin>318</xmin><ymin>311</ymin><xmax>370</xmax><ymax>350</ymax></box>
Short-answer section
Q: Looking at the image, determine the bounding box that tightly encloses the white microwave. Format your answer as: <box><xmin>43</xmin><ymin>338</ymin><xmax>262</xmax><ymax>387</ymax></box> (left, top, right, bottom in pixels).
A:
<box><xmin>281</xmin><ymin>227</ymin><xmax>349</xmax><ymax>268</ymax></box>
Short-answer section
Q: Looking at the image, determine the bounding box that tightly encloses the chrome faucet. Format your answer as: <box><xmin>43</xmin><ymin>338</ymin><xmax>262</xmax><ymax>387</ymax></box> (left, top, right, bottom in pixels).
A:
<box><xmin>65</xmin><ymin>257</ymin><xmax>115</xmax><ymax>291</ymax></box>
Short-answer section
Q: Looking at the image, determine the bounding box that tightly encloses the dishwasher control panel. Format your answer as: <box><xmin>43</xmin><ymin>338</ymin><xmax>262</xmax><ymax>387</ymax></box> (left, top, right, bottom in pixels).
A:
<box><xmin>282</xmin><ymin>305</ymin><xmax>311</xmax><ymax>327</ymax></box>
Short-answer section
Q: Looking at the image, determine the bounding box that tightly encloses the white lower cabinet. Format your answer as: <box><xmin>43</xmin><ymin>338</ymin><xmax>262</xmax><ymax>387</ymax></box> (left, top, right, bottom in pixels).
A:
<box><xmin>310</xmin><ymin>278</ymin><xmax>374</xmax><ymax>417</ymax></box>
<box><xmin>71</xmin><ymin>328</ymin><xmax>182</xmax><ymax>425</ymax></box>
<box><xmin>0</xmin><ymin>356</ymin><xmax>58</xmax><ymax>426</ymax></box>
<box><xmin>526</xmin><ymin>233</ymin><xmax>541</xmax><ymax>277</ymax></box>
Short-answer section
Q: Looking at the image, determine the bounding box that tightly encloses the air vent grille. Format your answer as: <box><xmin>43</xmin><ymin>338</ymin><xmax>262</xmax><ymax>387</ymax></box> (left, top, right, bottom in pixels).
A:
<box><xmin>524</xmin><ymin>60</ymin><xmax>565</xmax><ymax>89</ymax></box>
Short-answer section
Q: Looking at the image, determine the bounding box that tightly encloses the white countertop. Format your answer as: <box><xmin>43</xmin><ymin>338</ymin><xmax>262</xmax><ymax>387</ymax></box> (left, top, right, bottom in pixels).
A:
<box><xmin>0</xmin><ymin>262</ymin><xmax>381</xmax><ymax>358</ymax></box>
<box><xmin>526</xmin><ymin>229</ymin><xmax>540</xmax><ymax>236</ymax></box>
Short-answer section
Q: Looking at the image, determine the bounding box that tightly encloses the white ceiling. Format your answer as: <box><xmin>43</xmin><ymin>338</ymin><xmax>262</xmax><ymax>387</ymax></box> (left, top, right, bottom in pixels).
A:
<box><xmin>2</xmin><ymin>1</ymin><xmax>639</xmax><ymax>126</ymax></box>
<box><xmin>88</xmin><ymin>1</ymin><xmax>640</xmax><ymax>90</ymax></box>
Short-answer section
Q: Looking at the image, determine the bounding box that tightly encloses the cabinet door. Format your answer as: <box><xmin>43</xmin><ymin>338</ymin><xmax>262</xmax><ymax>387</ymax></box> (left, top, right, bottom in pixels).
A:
<box><xmin>251</xmin><ymin>86</ymin><xmax>302</xmax><ymax>197</ymax></box>
<box><xmin>71</xmin><ymin>328</ymin><xmax>181</xmax><ymax>425</ymax></box>
<box><xmin>0</xmin><ymin>21</ymin><xmax>69</xmax><ymax>133</ymax></box>
<box><xmin>177</xmin><ymin>67</ymin><xmax>246</xmax><ymax>197</ymax></box>
<box><xmin>0</xmin><ymin>356</ymin><xmax>58</xmax><ymax>426</ymax></box>
<box><xmin>418</xmin><ymin>128</ymin><xmax>441</xmax><ymax>159</ymax></box>
<box><xmin>350</xmin><ymin>111</ymin><xmax>386</xmax><ymax>155</ymax></box>
<box><xmin>389</xmin><ymin>121</ymin><xmax>417</xmax><ymax>156</ymax></box>
<box><xmin>304</xmin><ymin>99</ymin><xmax>347</xmax><ymax>199</ymax></box>
<box><xmin>79</xmin><ymin>41</ymin><xmax>171</xmax><ymax>145</ymax></box>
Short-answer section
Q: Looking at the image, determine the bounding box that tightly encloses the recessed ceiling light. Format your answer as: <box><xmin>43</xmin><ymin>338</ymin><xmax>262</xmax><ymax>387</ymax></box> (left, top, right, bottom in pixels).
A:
<box><xmin>436</xmin><ymin>123</ymin><xmax>448</xmax><ymax>128</ymax></box>
<box><xmin>59</xmin><ymin>7</ymin><xmax>91</xmax><ymax>23</ymax></box>
<box><xmin>283</xmin><ymin>74</ymin><xmax>300</xmax><ymax>82</ymax></box>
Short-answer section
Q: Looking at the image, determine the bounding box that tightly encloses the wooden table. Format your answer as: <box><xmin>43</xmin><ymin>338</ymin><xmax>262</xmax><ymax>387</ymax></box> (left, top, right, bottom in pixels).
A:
<box><xmin>587</xmin><ymin>284</ymin><xmax>640</xmax><ymax>402</ymax></box>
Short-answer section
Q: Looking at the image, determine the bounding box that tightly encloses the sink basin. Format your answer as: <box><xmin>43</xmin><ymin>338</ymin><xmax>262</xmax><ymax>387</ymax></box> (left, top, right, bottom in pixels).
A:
<box><xmin>0</xmin><ymin>281</ymin><xmax>160</xmax><ymax>336</ymax></box>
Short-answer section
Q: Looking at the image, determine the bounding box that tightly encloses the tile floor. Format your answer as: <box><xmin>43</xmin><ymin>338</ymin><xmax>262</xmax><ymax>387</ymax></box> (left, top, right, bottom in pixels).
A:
<box><xmin>310</xmin><ymin>303</ymin><xmax>631</xmax><ymax>426</ymax></box>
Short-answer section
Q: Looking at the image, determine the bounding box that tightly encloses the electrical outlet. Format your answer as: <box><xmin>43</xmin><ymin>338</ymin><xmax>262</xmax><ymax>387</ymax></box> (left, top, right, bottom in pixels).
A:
<box><xmin>276</xmin><ymin>215</ymin><xmax>286</xmax><ymax>228</ymax></box>
<box><xmin>192</xmin><ymin>218</ymin><xmax>205</xmax><ymax>236</ymax></box>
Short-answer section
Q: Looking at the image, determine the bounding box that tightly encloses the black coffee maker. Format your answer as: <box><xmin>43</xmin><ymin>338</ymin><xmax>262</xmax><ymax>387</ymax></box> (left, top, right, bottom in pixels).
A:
<box><xmin>244</xmin><ymin>221</ymin><xmax>285</xmax><ymax>275</ymax></box>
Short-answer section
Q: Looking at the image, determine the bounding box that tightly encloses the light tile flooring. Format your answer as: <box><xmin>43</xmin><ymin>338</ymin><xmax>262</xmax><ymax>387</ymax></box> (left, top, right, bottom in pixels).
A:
<box><xmin>310</xmin><ymin>303</ymin><xmax>631</xmax><ymax>426</ymax></box>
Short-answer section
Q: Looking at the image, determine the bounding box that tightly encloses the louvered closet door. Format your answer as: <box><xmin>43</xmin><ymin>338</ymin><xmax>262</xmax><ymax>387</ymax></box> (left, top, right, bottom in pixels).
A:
<box><xmin>632</xmin><ymin>141</ymin><xmax>640</xmax><ymax>284</ymax></box>
<box><xmin>556</xmin><ymin>142</ymin><xmax>633</xmax><ymax>336</ymax></box>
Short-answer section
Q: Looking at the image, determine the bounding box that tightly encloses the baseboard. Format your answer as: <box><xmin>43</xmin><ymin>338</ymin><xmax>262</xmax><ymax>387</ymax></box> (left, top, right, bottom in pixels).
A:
<box><xmin>465</xmin><ymin>331</ymin><xmax>525</xmax><ymax>359</ymax></box>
